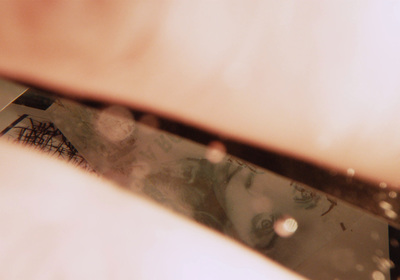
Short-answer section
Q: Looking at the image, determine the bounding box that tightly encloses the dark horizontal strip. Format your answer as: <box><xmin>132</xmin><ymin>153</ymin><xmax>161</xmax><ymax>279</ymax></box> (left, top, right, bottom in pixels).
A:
<box><xmin>0</xmin><ymin>114</ymin><xmax>28</xmax><ymax>137</ymax></box>
<box><xmin>13</xmin><ymin>88</ymin><xmax>55</xmax><ymax>110</ymax></box>
<box><xmin>11</xmin><ymin>80</ymin><xmax>400</xmax><ymax>229</ymax></box>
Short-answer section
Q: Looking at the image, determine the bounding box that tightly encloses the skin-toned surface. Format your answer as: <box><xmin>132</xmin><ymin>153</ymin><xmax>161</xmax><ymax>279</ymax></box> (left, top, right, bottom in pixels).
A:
<box><xmin>1</xmin><ymin>1</ymin><xmax>400</xmax><ymax>187</ymax></box>
<box><xmin>0</xmin><ymin>1</ymin><xmax>399</xmax><ymax>278</ymax></box>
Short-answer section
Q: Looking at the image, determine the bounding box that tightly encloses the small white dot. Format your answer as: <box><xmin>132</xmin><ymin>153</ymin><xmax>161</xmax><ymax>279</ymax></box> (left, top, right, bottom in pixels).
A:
<box><xmin>389</xmin><ymin>191</ymin><xmax>397</xmax><ymax>198</ymax></box>
<box><xmin>205</xmin><ymin>141</ymin><xmax>226</xmax><ymax>163</ymax></box>
<box><xmin>379</xmin><ymin>201</ymin><xmax>393</xmax><ymax>210</ymax></box>
<box><xmin>379</xmin><ymin>182</ymin><xmax>387</xmax><ymax>189</ymax></box>
<box><xmin>274</xmin><ymin>217</ymin><xmax>298</xmax><ymax>238</ymax></box>
<box><xmin>371</xmin><ymin>270</ymin><xmax>385</xmax><ymax>280</ymax></box>
<box><xmin>347</xmin><ymin>168</ymin><xmax>355</xmax><ymax>177</ymax></box>
<box><xmin>385</xmin><ymin>209</ymin><xmax>398</xmax><ymax>220</ymax></box>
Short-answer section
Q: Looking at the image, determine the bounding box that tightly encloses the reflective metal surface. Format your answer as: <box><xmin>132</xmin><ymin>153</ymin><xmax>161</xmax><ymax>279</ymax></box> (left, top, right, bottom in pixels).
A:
<box><xmin>0</xmin><ymin>79</ymin><xmax>27</xmax><ymax>112</ymax></box>
<box><xmin>1</xmin><ymin>79</ymin><xmax>399</xmax><ymax>279</ymax></box>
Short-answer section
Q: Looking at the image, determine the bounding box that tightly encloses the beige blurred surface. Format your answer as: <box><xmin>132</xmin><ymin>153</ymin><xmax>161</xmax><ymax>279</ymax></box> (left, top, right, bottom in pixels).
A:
<box><xmin>1</xmin><ymin>2</ymin><xmax>400</xmax><ymax>278</ymax></box>
<box><xmin>0</xmin><ymin>2</ymin><xmax>399</xmax><ymax>185</ymax></box>
<box><xmin>0</xmin><ymin>79</ymin><xmax>27</xmax><ymax>111</ymax></box>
